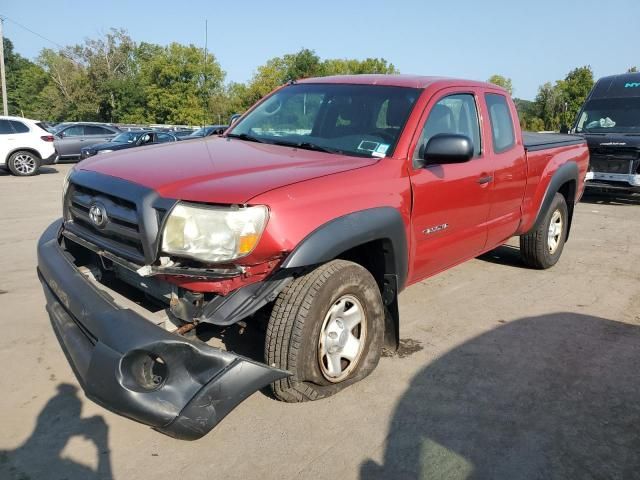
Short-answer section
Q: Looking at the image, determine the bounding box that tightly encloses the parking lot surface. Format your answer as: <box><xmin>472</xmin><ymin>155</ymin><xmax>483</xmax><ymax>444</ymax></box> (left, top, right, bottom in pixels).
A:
<box><xmin>1</xmin><ymin>164</ymin><xmax>639</xmax><ymax>479</ymax></box>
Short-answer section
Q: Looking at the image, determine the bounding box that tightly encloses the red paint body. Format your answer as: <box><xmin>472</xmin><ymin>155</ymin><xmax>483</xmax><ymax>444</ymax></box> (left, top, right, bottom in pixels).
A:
<box><xmin>78</xmin><ymin>76</ymin><xmax>589</xmax><ymax>294</ymax></box>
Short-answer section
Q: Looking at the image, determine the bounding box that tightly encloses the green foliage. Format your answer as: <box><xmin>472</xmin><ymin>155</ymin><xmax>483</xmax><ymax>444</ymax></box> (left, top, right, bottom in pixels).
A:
<box><xmin>2</xmin><ymin>37</ymin><xmax>50</xmax><ymax>118</ymax></box>
<box><xmin>628</xmin><ymin>66</ymin><xmax>638</xmax><ymax>73</ymax></box>
<box><xmin>487</xmin><ymin>74</ymin><xmax>513</xmax><ymax>95</ymax></box>
<box><xmin>527</xmin><ymin>66</ymin><xmax>594</xmax><ymax>131</ymax></box>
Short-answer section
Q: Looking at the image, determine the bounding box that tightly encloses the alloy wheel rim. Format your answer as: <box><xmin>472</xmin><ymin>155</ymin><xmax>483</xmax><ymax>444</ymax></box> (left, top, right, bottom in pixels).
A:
<box><xmin>548</xmin><ymin>209</ymin><xmax>563</xmax><ymax>254</ymax></box>
<box><xmin>318</xmin><ymin>294</ymin><xmax>367</xmax><ymax>383</ymax></box>
<box><xmin>13</xmin><ymin>154</ymin><xmax>36</xmax><ymax>175</ymax></box>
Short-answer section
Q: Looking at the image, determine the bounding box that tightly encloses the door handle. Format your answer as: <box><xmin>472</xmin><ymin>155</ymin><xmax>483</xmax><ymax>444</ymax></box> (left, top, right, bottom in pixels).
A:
<box><xmin>477</xmin><ymin>175</ymin><xmax>493</xmax><ymax>185</ymax></box>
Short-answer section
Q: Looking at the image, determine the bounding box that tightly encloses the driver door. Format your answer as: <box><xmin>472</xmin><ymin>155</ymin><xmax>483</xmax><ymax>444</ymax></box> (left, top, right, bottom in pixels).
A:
<box><xmin>408</xmin><ymin>90</ymin><xmax>492</xmax><ymax>282</ymax></box>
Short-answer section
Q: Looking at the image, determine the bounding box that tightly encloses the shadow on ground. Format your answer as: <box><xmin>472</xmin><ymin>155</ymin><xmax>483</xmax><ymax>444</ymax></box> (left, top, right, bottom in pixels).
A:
<box><xmin>581</xmin><ymin>190</ymin><xmax>640</xmax><ymax>206</ymax></box>
<box><xmin>0</xmin><ymin>383</ymin><xmax>112</xmax><ymax>480</ymax></box>
<box><xmin>361</xmin><ymin>313</ymin><xmax>640</xmax><ymax>479</ymax></box>
<box><xmin>476</xmin><ymin>244</ymin><xmax>527</xmax><ymax>269</ymax></box>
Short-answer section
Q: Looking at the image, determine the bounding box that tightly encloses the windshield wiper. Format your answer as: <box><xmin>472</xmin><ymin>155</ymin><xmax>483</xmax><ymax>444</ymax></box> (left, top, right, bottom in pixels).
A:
<box><xmin>226</xmin><ymin>132</ymin><xmax>267</xmax><ymax>143</ymax></box>
<box><xmin>270</xmin><ymin>140</ymin><xmax>337</xmax><ymax>154</ymax></box>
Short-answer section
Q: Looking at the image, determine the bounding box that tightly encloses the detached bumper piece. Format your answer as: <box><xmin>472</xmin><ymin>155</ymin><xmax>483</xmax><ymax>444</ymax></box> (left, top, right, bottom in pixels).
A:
<box><xmin>37</xmin><ymin>221</ymin><xmax>289</xmax><ymax>440</ymax></box>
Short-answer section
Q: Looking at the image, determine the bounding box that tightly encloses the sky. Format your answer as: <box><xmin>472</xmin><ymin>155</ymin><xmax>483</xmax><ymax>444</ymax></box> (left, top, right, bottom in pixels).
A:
<box><xmin>2</xmin><ymin>0</ymin><xmax>639</xmax><ymax>100</ymax></box>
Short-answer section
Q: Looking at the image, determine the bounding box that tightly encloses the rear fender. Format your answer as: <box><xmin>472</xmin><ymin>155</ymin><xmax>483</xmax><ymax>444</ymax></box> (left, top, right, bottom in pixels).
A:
<box><xmin>525</xmin><ymin>161</ymin><xmax>579</xmax><ymax>238</ymax></box>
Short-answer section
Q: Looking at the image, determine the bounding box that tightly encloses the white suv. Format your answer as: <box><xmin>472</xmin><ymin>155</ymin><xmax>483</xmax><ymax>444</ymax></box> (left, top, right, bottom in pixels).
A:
<box><xmin>0</xmin><ymin>116</ymin><xmax>58</xmax><ymax>176</ymax></box>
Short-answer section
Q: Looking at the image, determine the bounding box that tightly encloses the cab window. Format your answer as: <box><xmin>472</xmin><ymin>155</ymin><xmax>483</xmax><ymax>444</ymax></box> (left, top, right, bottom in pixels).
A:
<box><xmin>485</xmin><ymin>93</ymin><xmax>515</xmax><ymax>153</ymax></box>
<box><xmin>414</xmin><ymin>94</ymin><xmax>481</xmax><ymax>163</ymax></box>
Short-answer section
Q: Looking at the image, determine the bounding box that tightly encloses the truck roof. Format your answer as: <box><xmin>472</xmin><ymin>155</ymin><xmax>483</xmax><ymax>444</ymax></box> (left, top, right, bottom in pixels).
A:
<box><xmin>589</xmin><ymin>72</ymin><xmax>640</xmax><ymax>99</ymax></box>
<box><xmin>298</xmin><ymin>74</ymin><xmax>501</xmax><ymax>91</ymax></box>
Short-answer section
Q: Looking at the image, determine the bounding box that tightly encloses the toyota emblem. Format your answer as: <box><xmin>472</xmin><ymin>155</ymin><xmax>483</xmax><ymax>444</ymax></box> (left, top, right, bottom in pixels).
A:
<box><xmin>89</xmin><ymin>202</ymin><xmax>108</xmax><ymax>228</ymax></box>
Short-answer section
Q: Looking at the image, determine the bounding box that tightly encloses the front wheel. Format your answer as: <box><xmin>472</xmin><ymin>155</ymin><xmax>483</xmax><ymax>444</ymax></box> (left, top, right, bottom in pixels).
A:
<box><xmin>520</xmin><ymin>192</ymin><xmax>569</xmax><ymax>269</ymax></box>
<box><xmin>7</xmin><ymin>151</ymin><xmax>41</xmax><ymax>176</ymax></box>
<box><xmin>265</xmin><ymin>260</ymin><xmax>385</xmax><ymax>402</ymax></box>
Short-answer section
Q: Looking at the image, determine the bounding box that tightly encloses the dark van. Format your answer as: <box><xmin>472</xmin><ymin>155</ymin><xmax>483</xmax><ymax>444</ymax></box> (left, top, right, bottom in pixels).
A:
<box><xmin>572</xmin><ymin>72</ymin><xmax>640</xmax><ymax>192</ymax></box>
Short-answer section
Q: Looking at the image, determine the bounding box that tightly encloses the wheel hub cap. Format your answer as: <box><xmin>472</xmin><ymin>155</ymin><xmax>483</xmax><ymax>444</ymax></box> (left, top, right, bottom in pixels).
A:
<box><xmin>548</xmin><ymin>209</ymin><xmax>563</xmax><ymax>254</ymax></box>
<box><xmin>14</xmin><ymin>154</ymin><xmax>36</xmax><ymax>175</ymax></box>
<box><xmin>318</xmin><ymin>295</ymin><xmax>367</xmax><ymax>383</ymax></box>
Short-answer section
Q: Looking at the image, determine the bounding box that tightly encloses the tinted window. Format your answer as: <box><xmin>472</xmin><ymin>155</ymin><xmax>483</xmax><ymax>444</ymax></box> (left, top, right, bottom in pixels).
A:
<box><xmin>62</xmin><ymin>125</ymin><xmax>85</xmax><ymax>137</ymax></box>
<box><xmin>9</xmin><ymin>121</ymin><xmax>29</xmax><ymax>133</ymax></box>
<box><xmin>485</xmin><ymin>94</ymin><xmax>515</xmax><ymax>153</ymax></box>
<box><xmin>0</xmin><ymin>120</ymin><xmax>14</xmax><ymax>134</ymax></box>
<box><xmin>156</xmin><ymin>133</ymin><xmax>175</xmax><ymax>143</ymax></box>
<box><xmin>414</xmin><ymin>93</ymin><xmax>481</xmax><ymax>161</ymax></box>
<box><xmin>85</xmin><ymin>125</ymin><xmax>112</xmax><ymax>135</ymax></box>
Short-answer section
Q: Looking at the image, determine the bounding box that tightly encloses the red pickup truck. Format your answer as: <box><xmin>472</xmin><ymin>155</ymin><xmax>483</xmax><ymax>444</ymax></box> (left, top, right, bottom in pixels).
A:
<box><xmin>38</xmin><ymin>75</ymin><xmax>589</xmax><ymax>439</ymax></box>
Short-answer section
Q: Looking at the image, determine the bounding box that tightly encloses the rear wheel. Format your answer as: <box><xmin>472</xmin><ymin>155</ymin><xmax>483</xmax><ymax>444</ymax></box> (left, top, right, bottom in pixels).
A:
<box><xmin>7</xmin><ymin>151</ymin><xmax>41</xmax><ymax>176</ymax></box>
<box><xmin>520</xmin><ymin>192</ymin><xmax>568</xmax><ymax>269</ymax></box>
<box><xmin>265</xmin><ymin>260</ymin><xmax>384</xmax><ymax>402</ymax></box>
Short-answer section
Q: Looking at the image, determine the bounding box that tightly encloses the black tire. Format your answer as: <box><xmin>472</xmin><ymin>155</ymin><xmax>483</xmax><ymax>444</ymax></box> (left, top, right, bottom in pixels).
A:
<box><xmin>7</xmin><ymin>150</ymin><xmax>41</xmax><ymax>176</ymax></box>
<box><xmin>520</xmin><ymin>193</ymin><xmax>569</xmax><ymax>269</ymax></box>
<box><xmin>265</xmin><ymin>260</ymin><xmax>385</xmax><ymax>402</ymax></box>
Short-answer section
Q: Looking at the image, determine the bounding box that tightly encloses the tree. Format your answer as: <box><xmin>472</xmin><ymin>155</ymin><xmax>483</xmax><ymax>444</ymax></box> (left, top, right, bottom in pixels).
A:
<box><xmin>2</xmin><ymin>38</ymin><xmax>50</xmax><ymax>118</ymax></box>
<box><xmin>137</xmin><ymin>42</ymin><xmax>225</xmax><ymax>125</ymax></box>
<box><xmin>628</xmin><ymin>66</ymin><xmax>638</xmax><ymax>73</ymax></box>
<box><xmin>556</xmin><ymin>66</ymin><xmax>593</xmax><ymax>127</ymax></box>
<box><xmin>487</xmin><ymin>75</ymin><xmax>513</xmax><ymax>95</ymax></box>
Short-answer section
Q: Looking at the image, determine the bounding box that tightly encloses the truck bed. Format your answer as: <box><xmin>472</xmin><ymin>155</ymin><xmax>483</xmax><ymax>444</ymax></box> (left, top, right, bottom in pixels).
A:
<box><xmin>523</xmin><ymin>132</ymin><xmax>585</xmax><ymax>151</ymax></box>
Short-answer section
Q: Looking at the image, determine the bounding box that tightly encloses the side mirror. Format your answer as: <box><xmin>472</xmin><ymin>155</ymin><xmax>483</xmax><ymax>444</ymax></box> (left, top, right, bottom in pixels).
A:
<box><xmin>229</xmin><ymin>114</ymin><xmax>242</xmax><ymax>125</ymax></box>
<box><xmin>57</xmin><ymin>131</ymin><xmax>65</xmax><ymax>138</ymax></box>
<box><xmin>418</xmin><ymin>134</ymin><xmax>474</xmax><ymax>167</ymax></box>
<box><xmin>559</xmin><ymin>125</ymin><xmax>570</xmax><ymax>134</ymax></box>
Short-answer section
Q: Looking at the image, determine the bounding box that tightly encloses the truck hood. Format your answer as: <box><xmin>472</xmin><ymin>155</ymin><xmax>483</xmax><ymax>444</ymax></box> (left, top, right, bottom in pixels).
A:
<box><xmin>79</xmin><ymin>137</ymin><xmax>378</xmax><ymax>204</ymax></box>
<box><xmin>579</xmin><ymin>133</ymin><xmax>640</xmax><ymax>151</ymax></box>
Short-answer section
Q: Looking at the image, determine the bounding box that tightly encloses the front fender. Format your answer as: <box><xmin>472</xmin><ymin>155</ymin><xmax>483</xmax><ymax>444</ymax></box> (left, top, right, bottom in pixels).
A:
<box><xmin>280</xmin><ymin>207</ymin><xmax>409</xmax><ymax>290</ymax></box>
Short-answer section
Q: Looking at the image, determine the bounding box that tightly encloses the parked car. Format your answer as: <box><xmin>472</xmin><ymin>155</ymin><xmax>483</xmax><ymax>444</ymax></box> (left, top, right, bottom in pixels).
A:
<box><xmin>184</xmin><ymin>124</ymin><xmax>227</xmax><ymax>139</ymax></box>
<box><xmin>38</xmin><ymin>75</ymin><xmax>589</xmax><ymax>439</ymax></box>
<box><xmin>54</xmin><ymin>122</ymin><xmax>121</xmax><ymax>161</ymax></box>
<box><xmin>171</xmin><ymin>129</ymin><xmax>197</xmax><ymax>138</ymax></box>
<box><xmin>0</xmin><ymin>116</ymin><xmax>57</xmax><ymax>176</ymax></box>
<box><xmin>80</xmin><ymin>130</ymin><xmax>179</xmax><ymax>159</ymax></box>
<box><xmin>572</xmin><ymin>72</ymin><xmax>640</xmax><ymax>192</ymax></box>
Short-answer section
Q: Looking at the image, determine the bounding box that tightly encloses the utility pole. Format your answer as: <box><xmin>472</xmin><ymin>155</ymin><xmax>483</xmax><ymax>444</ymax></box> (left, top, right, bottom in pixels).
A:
<box><xmin>202</xmin><ymin>19</ymin><xmax>208</xmax><ymax>127</ymax></box>
<box><xmin>0</xmin><ymin>17</ymin><xmax>8</xmax><ymax>116</ymax></box>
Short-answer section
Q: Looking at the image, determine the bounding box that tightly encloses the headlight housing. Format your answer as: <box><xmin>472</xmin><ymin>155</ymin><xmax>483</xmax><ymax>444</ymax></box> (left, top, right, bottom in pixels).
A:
<box><xmin>161</xmin><ymin>203</ymin><xmax>268</xmax><ymax>263</ymax></box>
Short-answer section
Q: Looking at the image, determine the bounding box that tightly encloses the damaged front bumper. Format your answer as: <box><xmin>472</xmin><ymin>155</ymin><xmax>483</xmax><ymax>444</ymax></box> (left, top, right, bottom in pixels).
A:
<box><xmin>37</xmin><ymin>221</ymin><xmax>289</xmax><ymax>440</ymax></box>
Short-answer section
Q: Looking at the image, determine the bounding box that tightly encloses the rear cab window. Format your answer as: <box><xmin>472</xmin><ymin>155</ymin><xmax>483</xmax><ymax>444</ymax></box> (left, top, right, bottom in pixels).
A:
<box><xmin>485</xmin><ymin>93</ymin><xmax>515</xmax><ymax>153</ymax></box>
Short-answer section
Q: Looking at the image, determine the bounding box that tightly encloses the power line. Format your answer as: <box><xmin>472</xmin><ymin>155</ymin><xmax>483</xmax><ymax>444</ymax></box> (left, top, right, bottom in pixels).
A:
<box><xmin>0</xmin><ymin>14</ymin><xmax>66</xmax><ymax>51</ymax></box>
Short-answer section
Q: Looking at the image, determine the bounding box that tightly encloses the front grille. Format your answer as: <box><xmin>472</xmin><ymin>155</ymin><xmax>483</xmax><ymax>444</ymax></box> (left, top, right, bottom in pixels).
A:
<box><xmin>67</xmin><ymin>184</ymin><xmax>145</xmax><ymax>261</ymax></box>
<box><xmin>589</xmin><ymin>147</ymin><xmax>639</xmax><ymax>175</ymax></box>
<box><xmin>589</xmin><ymin>156</ymin><xmax>633</xmax><ymax>174</ymax></box>
<box><xmin>63</xmin><ymin>171</ymin><xmax>178</xmax><ymax>265</ymax></box>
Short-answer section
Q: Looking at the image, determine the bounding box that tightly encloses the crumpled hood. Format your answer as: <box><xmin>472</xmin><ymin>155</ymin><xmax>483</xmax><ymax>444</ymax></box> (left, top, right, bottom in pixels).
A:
<box><xmin>79</xmin><ymin>137</ymin><xmax>378</xmax><ymax>204</ymax></box>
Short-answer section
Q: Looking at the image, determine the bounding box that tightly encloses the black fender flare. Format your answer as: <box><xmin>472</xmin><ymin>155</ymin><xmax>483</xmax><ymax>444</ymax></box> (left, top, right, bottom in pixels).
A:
<box><xmin>530</xmin><ymin>161</ymin><xmax>579</xmax><ymax>238</ymax></box>
<box><xmin>280</xmin><ymin>207</ymin><xmax>408</xmax><ymax>349</ymax></box>
<box><xmin>281</xmin><ymin>207</ymin><xmax>409</xmax><ymax>291</ymax></box>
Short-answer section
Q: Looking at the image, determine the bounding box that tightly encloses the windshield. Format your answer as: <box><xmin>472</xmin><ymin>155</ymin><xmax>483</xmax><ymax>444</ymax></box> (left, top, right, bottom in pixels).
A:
<box><xmin>189</xmin><ymin>127</ymin><xmax>209</xmax><ymax>137</ymax></box>
<box><xmin>112</xmin><ymin>132</ymin><xmax>143</xmax><ymax>143</ymax></box>
<box><xmin>575</xmin><ymin>98</ymin><xmax>640</xmax><ymax>134</ymax></box>
<box><xmin>227</xmin><ymin>83</ymin><xmax>420</xmax><ymax>157</ymax></box>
